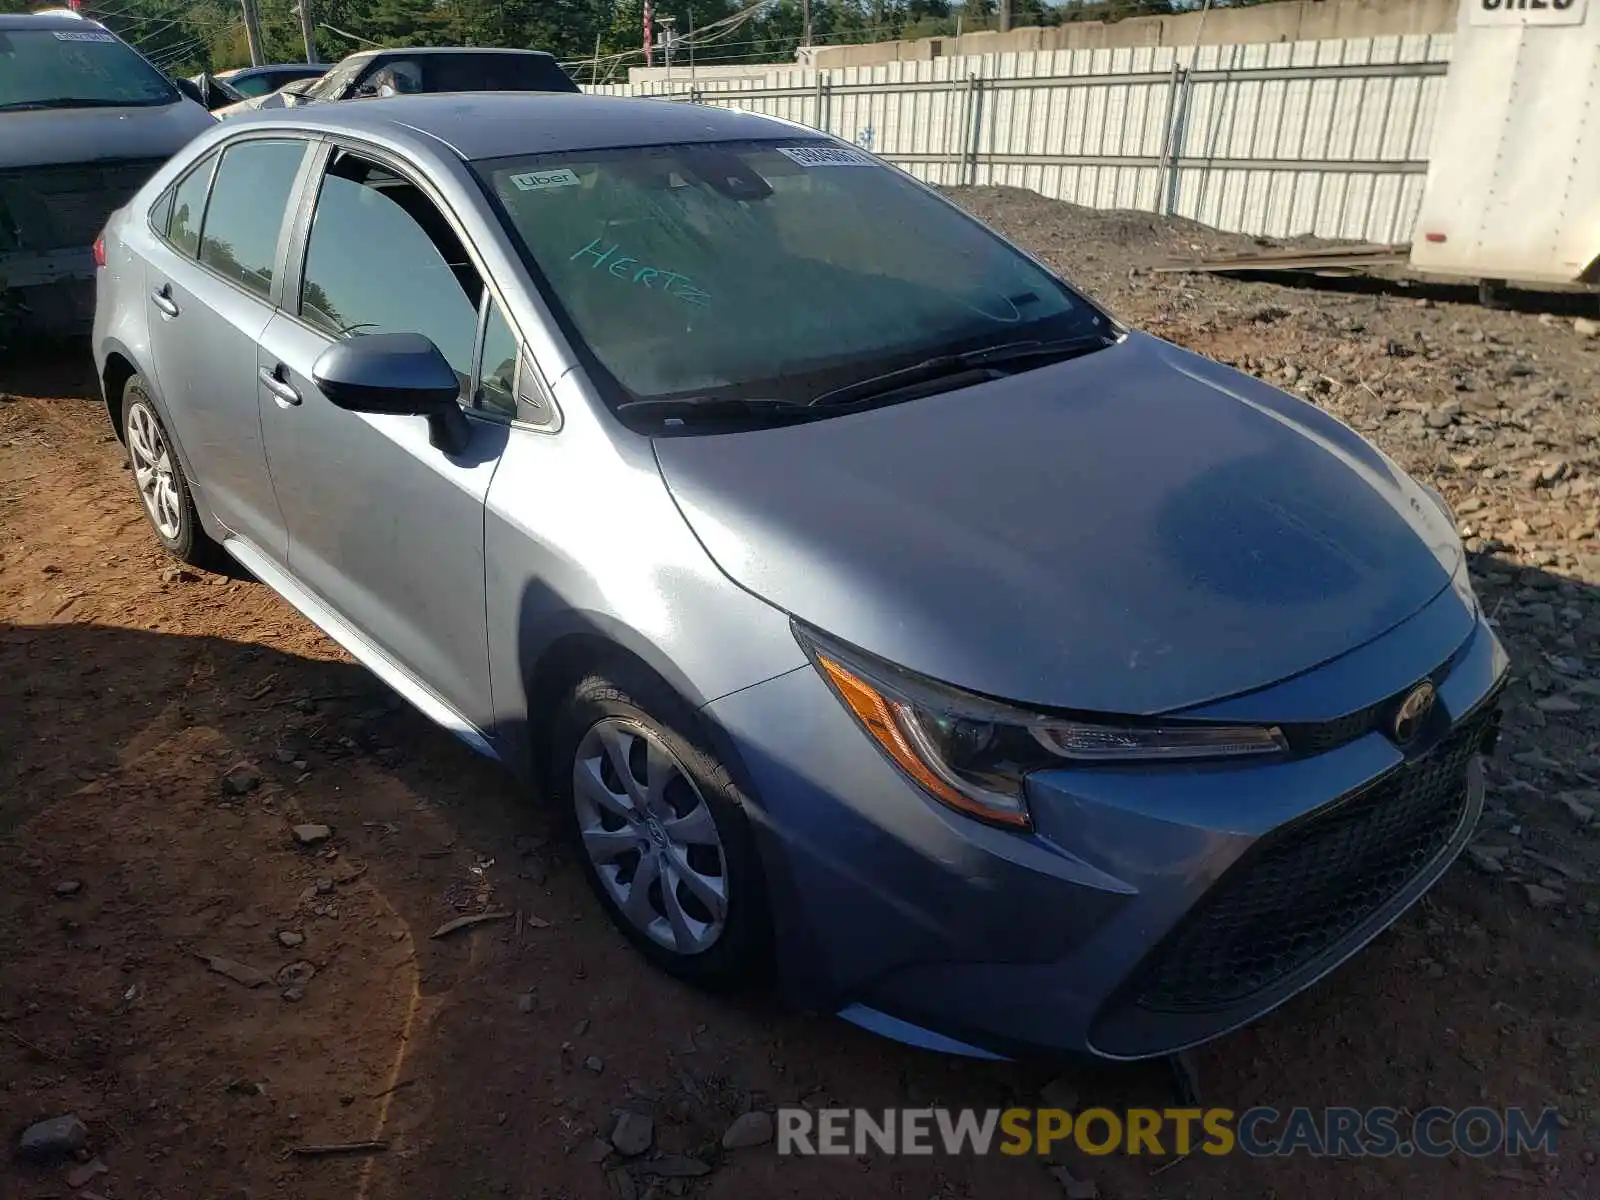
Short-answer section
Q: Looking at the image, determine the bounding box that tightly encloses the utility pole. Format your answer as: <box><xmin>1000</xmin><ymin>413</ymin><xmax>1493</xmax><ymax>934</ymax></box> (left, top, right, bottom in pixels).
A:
<box><xmin>240</xmin><ymin>0</ymin><xmax>264</xmax><ymax>66</ymax></box>
<box><xmin>296</xmin><ymin>0</ymin><xmax>317</xmax><ymax>63</ymax></box>
<box><xmin>801</xmin><ymin>0</ymin><xmax>811</xmax><ymax>48</ymax></box>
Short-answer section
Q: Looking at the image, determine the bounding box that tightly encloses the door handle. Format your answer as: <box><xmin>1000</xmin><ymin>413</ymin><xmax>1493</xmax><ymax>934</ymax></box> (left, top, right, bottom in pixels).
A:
<box><xmin>258</xmin><ymin>365</ymin><xmax>302</xmax><ymax>408</ymax></box>
<box><xmin>150</xmin><ymin>285</ymin><xmax>179</xmax><ymax>318</ymax></box>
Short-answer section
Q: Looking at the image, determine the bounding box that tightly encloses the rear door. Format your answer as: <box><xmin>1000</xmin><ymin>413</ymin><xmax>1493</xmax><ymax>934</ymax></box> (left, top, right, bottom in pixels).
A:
<box><xmin>142</xmin><ymin>135</ymin><xmax>314</xmax><ymax>564</ymax></box>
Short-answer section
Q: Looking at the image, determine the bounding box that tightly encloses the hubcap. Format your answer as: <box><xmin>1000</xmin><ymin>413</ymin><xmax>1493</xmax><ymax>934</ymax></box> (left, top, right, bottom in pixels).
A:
<box><xmin>126</xmin><ymin>401</ymin><xmax>182</xmax><ymax>541</ymax></box>
<box><xmin>573</xmin><ymin>718</ymin><xmax>729</xmax><ymax>955</ymax></box>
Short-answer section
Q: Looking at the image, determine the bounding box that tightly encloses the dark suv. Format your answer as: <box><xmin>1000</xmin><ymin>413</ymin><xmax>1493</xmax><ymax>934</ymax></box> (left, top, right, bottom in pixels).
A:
<box><xmin>0</xmin><ymin>11</ymin><xmax>214</xmax><ymax>336</ymax></box>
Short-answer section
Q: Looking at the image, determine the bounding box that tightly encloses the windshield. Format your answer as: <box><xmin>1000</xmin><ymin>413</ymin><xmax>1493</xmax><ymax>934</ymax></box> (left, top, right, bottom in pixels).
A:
<box><xmin>475</xmin><ymin>140</ymin><xmax>1107</xmax><ymax>412</ymax></box>
<box><xmin>0</xmin><ymin>28</ymin><xmax>177</xmax><ymax>109</ymax></box>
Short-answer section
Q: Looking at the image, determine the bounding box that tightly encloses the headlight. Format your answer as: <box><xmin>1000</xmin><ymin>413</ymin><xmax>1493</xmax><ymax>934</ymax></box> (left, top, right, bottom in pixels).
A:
<box><xmin>794</xmin><ymin>625</ymin><xmax>1288</xmax><ymax>831</ymax></box>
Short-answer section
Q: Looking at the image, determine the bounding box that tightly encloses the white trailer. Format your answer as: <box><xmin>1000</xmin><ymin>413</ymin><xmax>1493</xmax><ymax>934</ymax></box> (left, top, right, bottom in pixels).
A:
<box><xmin>1408</xmin><ymin>0</ymin><xmax>1600</xmax><ymax>286</ymax></box>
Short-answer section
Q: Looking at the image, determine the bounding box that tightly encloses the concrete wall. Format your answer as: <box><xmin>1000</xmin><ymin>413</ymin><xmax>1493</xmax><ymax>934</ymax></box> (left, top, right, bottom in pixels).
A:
<box><xmin>799</xmin><ymin>0</ymin><xmax>1457</xmax><ymax>70</ymax></box>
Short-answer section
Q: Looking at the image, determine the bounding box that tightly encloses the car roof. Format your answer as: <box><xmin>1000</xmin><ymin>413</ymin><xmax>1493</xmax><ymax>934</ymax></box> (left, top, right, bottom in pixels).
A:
<box><xmin>240</xmin><ymin>92</ymin><xmax>815</xmax><ymax>160</ymax></box>
<box><xmin>219</xmin><ymin>63</ymin><xmax>325</xmax><ymax>77</ymax></box>
<box><xmin>0</xmin><ymin>11</ymin><xmax>109</xmax><ymax>29</ymax></box>
<box><xmin>358</xmin><ymin>46</ymin><xmax>560</xmax><ymax>58</ymax></box>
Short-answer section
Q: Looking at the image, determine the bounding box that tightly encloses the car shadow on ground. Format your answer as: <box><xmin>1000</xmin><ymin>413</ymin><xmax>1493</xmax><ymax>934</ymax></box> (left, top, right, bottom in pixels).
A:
<box><xmin>2</xmin><ymin>546</ymin><xmax>1597</xmax><ymax>1199</ymax></box>
<box><xmin>0</xmin><ymin>339</ymin><xmax>99</xmax><ymax>401</ymax></box>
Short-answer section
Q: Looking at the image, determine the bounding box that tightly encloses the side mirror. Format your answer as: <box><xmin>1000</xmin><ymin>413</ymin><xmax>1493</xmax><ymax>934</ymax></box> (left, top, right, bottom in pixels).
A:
<box><xmin>174</xmin><ymin>77</ymin><xmax>206</xmax><ymax>107</ymax></box>
<box><xmin>311</xmin><ymin>333</ymin><xmax>472</xmax><ymax>454</ymax></box>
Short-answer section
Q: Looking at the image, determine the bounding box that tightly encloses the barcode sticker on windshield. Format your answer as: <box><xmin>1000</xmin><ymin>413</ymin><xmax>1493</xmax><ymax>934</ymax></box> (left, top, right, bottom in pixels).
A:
<box><xmin>53</xmin><ymin>30</ymin><xmax>118</xmax><ymax>42</ymax></box>
<box><xmin>509</xmin><ymin>168</ymin><xmax>581</xmax><ymax>192</ymax></box>
<box><xmin>776</xmin><ymin>145</ymin><xmax>875</xmax><ymax>168</ymax></box>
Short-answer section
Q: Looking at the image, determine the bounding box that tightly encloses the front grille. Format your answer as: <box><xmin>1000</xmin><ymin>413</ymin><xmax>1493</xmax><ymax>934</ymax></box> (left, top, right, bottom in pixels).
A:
<box><xmin>1128</xmin><ymin>703</ymin><xmax>1499</xmax><ymax>1014</ymax></box>
<box><xmin>0</xmin><ymin>158</ymin><xmax>165</xmax><ymax>253</ymax></box>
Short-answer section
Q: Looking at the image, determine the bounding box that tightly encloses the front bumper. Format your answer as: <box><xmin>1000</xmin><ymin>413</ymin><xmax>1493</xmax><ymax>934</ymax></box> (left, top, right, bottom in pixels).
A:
<box><xmin>704</xmin><ymin>603</ymin><xmax>1507</xmax><ymax>1061</ymax></box>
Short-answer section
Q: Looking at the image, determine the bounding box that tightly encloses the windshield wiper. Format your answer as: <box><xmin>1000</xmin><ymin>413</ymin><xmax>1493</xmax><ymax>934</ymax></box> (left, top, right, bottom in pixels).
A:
<box><xmin>0</xmin><ymin>97</ymin><xmax>156</xmax><ymax>111</ymax></box>
<box><xmin>808</xmin><ymin>333</ymin><xmax>1116</xmax><ymax>409</ymax></box>
<box><xmin>616</xmin><ymin>397</ymin><xmax>828</xmax><ymax>426</ymax></box>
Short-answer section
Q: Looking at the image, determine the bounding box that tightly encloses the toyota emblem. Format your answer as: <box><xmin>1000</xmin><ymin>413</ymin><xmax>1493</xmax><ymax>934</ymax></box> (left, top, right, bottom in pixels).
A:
<box><xmin>1391</xmin><ymin>681</ymin><xmax>1438</xmax><ymax>746</ymax></box>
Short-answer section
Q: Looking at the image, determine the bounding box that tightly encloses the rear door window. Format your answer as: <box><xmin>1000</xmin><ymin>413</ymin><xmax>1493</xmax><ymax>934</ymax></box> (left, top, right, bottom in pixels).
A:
<box><xmin>197</xmin><ymin>139</ymin><xmax>309</xmax><ymax>298</ymax></box>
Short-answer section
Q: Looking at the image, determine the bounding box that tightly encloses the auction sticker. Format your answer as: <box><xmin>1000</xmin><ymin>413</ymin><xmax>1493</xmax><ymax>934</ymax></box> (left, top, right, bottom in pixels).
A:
<box><xmin>776</xmin><ymin>145</ymin><xmax>876</xmax><ymax>167</ymax></box>
<box><xmin>509</xmin><ymin>168</ymin><xmax>581</xmax><ymax>192</ymax></box>
<box><xmin>53</xmin><ymin>30</ymin><xmax>117</xmax><ymax>42</ymax></box>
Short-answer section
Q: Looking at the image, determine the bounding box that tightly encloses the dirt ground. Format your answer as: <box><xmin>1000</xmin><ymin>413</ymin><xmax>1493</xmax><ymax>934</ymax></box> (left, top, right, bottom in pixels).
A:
<box><xmin>3</xmin><ymin>189</ymin><xmax>1599</xmax><ymax>1200</ymax></box>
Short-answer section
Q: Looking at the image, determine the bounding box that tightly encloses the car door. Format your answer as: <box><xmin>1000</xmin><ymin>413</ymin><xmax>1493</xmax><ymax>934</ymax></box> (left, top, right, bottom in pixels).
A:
<box><xmin>256</xmin><ymin>143</ymin><xmax>506</xmax><ymax>734</ymax></box>
<box><xmin>143</xmin><ymin>135</ymin><xmax>314</xmax><ymax>565</ymax></box>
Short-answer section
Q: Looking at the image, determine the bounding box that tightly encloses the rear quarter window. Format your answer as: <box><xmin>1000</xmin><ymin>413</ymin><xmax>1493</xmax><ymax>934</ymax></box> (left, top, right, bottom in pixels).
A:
<box><xmin>161</xmin><ymin>150</ymin><xmax>219</xmax><ymax>258</ymax></box>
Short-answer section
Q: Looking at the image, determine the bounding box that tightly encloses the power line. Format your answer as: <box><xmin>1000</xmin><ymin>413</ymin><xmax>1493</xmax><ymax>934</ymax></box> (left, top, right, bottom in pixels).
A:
<box><xmin>320</xmin><ymin>21</ymin><xmax>382</xmax><ymax>47</ymax></box>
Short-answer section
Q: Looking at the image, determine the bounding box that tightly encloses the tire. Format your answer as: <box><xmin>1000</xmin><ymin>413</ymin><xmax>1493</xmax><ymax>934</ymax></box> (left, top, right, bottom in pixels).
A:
<box><xmin>550</xmin><ymin>660</ymin><xmax>771</xmax><ymax>990</ymax></box>
<box><xmin>120</xmin><ymin>375</ymin><xmax>225</xmax><ymax>571</ymax></box>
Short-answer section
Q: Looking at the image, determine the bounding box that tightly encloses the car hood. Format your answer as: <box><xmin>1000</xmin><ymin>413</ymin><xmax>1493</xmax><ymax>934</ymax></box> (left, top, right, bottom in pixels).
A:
<box><xmin>0</xmin><ymin>100</ymin><xmax>215</xmax><ymax>169</ymax></box>
<box><xmin>653</xmin><ymin>332</ymin><xmax>1464</xmax><ymax>715</ymax></box>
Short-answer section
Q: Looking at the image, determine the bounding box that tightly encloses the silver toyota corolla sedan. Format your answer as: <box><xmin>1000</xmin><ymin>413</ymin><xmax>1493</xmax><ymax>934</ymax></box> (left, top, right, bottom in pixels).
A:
<box><xmin>93</xmin><ymin>93</ymin><xmax>1508</xmax><ymax>1062</ymax></box>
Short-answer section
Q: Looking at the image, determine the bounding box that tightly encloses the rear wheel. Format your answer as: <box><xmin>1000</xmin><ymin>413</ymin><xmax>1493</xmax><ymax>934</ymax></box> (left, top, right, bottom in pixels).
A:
<box><xmin>551</xmin><ymin>662</ymin><xmax>770</xmax><ymax>989</ymax></box>
<box><xmin>121</xmin><ymin>376</ymin><xmax>224</xmax><ymax>570</ymax></box>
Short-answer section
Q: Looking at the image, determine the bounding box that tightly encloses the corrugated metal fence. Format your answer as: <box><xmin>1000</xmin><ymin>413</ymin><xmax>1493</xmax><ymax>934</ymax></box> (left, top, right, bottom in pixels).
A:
<box><xmin>586</xmin><ymin>34</ymin><xmax>1454</xmax><ymax>243</ymax></box>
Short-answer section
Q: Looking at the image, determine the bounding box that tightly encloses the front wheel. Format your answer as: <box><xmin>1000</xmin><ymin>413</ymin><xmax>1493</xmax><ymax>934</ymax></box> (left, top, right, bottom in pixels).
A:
<box><xmin>550</xmin><ymin>662</ymin><xmax>770</xmax><ymax>989</ymax></box>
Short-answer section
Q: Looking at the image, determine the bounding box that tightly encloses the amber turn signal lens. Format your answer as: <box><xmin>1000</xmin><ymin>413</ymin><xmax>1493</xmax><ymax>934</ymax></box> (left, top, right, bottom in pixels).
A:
<box><xmin>815</xmin><ymin>653</ymin><xmax>1030</xmax><ymax>828</ymax></box>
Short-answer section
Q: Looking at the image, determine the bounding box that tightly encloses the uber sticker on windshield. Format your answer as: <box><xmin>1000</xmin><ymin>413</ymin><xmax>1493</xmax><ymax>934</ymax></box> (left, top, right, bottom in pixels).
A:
<box><xmin>776</xmin><ymin>145</ymin><xmax>875</xmax><ymax>168</ymax></box>
<box><xmin>53</xmin><ymin>30</ymin><xmax>118</xmax><ymax>42</ymax></box>
<box><xmin>509</xmin><ymin>168</ymin><xmax>582</xmax><ymax>192</ymax></box>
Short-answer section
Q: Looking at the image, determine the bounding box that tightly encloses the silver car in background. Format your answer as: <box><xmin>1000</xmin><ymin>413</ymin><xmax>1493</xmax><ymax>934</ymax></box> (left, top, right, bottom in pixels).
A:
<box><xmin>92</xmin><ymin>94</ymin><xmax>1507</xmax><ymax>1062</ymax></box>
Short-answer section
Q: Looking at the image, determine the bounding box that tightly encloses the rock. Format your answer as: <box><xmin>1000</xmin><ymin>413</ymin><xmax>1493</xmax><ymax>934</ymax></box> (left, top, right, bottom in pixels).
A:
<box><xmin>273</xmin><ymin>747</ymin><xmax>299</xmax><ymax>765</ymax></box>
<box><xmin>516</xmin><ymin>992</ymin><xmax>535</xmax><ymax>1014</ymax></box>
<box><xmin>1524</xmin><ymin>884</ymin><xmax>1563</xmax><ymax>909</ymax></box>
<box><xmin>278</xmin><ymin>930</ymin><xmax>305</xmax><ymax>948</ymax></box>
<box><xmin>315</xmin><ymin>877</ymin><xmax>334</xmax><ymax>895</ymax></box>
<box><xmin>65</xmin><ymin>1158</ymin><xmax>109</xmax><ymax>1188</ymax></box>
<box><xmin>577</xmin><ymin>1138</ymin><xmax>613</xmax><ymax>1164</ymax></box>
<box><xmin>722</xmin><ymin>1110</ymin><xmax>774</xmax><ymax>1150</ymax></box>
<box><xmin>161</xmin><ymin>566</ymin><xmax>198</xmax><ymax>583</ymax></box>
<box><xmin>18</xmin><ymin>1114</ymin><xmax>88</xmax><ymax>1163</ymax></box>
<box><xmin>198</xmin><ymin>953</ymin><xmax>272</xmax><ymax>988</ymax></box>
<box><xmin>1558</xmin><ymin>791</ymin><xmax>1598</xmax><ymax>824</ymax></box>
<box><xmin>645</xmin><ymin>1155</ymin><xmax>711</xmax><ymax>1178</ymax></box>
<box><xmin>1465</xmin><ymin>847</ymin><xmax>1507</xmax><ymax>876</ymax></box>
<box><xmin>1536</xmin><ymin>694</ymin><xmax>1583</xmax><ymax>714</ymax></box>
<box><xmin>54</xmin><ymin>879</ymin><xmax>82</xmax><ymax>897</ymax></box>
<box><xmin>1426</xmin><ymin>403</ymin><xmax>1460</xmax><ymax>429</ymax></box>
<box><xmin>222</xmin><ymin>763</ymin><xmax>261</xmax><ymax>796</ymax></box>
<box><xmin>584</xmin><ymin>1055</ymin><xmax>604</xmax><ymax>1074</ymax></box>
<box><xmin>611</xmin><ymin>1110</ymin><xmax>654</xmax><ymax>1157</ymax></box>
<box><xmin>1050</xmin><ymin>1166</ymin><xmax>1099</xmax><ymax>1200</ymax></box>
<box><xmin>1574</xmin><ymin>317</ymin><xmax>1600</xmax><ymax>339</ymax></box>
<box><xmin>281</xmin><ymin>986</ymin><xmax>305</xmax><ymax>1003</ymax></box>
<box><xmin>275</xmin><ymin>960</ymin><xmax>317</xmax><ymax>988</ymax></box>
<box><xmin>292</xmin><ymin>823</ymin><xmax>332</xmax><ymax>846</ymax></box>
